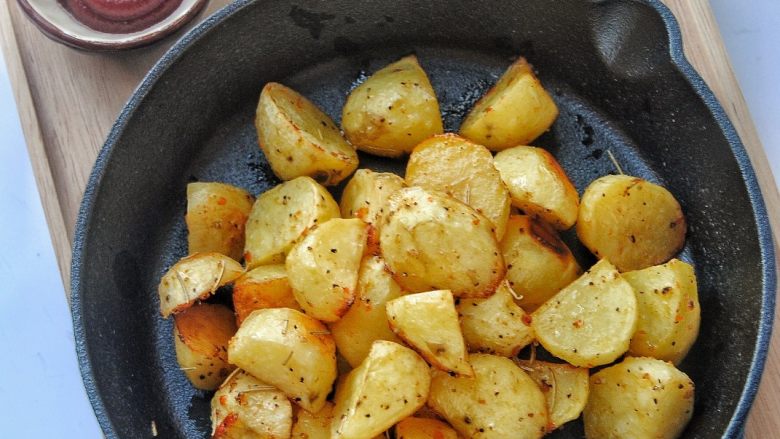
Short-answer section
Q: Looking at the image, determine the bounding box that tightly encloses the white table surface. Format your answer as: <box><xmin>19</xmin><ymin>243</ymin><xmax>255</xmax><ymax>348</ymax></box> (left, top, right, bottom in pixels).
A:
<box><xmin>0</xmin><ymin>2</ymin><xmax>777</xmax><ymax>437</ymax></box>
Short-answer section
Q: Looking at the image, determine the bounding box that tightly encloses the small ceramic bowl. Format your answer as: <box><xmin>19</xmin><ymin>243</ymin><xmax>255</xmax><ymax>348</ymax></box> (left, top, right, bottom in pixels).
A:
<box><xmin>17</xmin><ymin>0</ymin><xmax>209</xmax><ymax>51</ymax></box>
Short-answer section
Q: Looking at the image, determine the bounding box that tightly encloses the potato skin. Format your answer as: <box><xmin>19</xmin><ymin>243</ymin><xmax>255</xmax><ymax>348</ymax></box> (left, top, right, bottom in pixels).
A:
<box><xmin>395</xmin><ymin>417</ymin><xmax>459</xmax><ymax>439</ymax></box>
<box><xmin>256</xmin><ymin>82</ymin><xmax>358</xmax><ymax>186</ymax></box>
<box><xmin>406</xmin><ymin>134</ymin><xmax>511</xmax><ymax>239</ymax></box>
<box><xmin>174</xmin><ymin>303</ymin><xmax>237</xmax><ymax>390</ymax></box>
<box><xmin>340</xmin><ymin>169</ymin><xmax>406</xmax><ymax>229</ymax></box>
<box><xmin>158</xmin><ymin>252</ymin><xmax>244</xmax><ymax>317</ymax></box>
<box><xmin>584</xmin><ymin>357</ymin><xmax>694</xmax><ymax>439</ymax></box>
<box><xmin>577</xmin><ymin>175</ymin><xmax>686</xmax><ymax>271</ymax></box>
<box><xmin>459</xmin><ymin>57</ymin><xmax>558</xmax><ymax>151</ymax></box>
<box><xmin>515</xmin><ymin>360</ymin><xmax>589</xmax><ymax>430</ymax></box>
<box><xmin>342</xmin><ymin>55</ymin><xmax>443</xmax><ymax>157</ymax></box>
<box><xmin>186</xmin><ymin>182</ymin><xmax>254</xmax><ymax>261</ymax></box>
<box><xmin>232</xmin><ymin>264</ymin><xmax>300</xmax><ymax>326</ymax></box>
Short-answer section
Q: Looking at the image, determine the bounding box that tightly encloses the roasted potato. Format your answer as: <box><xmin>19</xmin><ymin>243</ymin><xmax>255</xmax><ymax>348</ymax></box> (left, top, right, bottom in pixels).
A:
<box><xmin>395</xmin><ymin>417</ymin><xmax>459</xmax><ymax>439</ymax></box>
<box><xmin>515</xmin><ymin>360</ymin><xmax>589</xmax><ymax>430</ymax></box>
<box><xmin>232</xmin><ymin>264</ymin><xmax>300</xmax><ymax>326</ymax></box>
<box><xmin>186</xmin><ymin>182</ymin><xmax>254</xmax><ymax>261</ymax></box>
<box><xmin>493</xmin><ymin>146</ymin><xmax>579</xmax><ymax>230</ymax></box>
<box><xmin>286</xmin><ymin>218</ymin><xmax>368</xmax><ymax>322</ymax></box>
<box><xmin>244</xmin><ymin>176</ymin><xmax>340</xmax><ymax>269</ymax></box>
<box><xmin>500</xmin><ymin>215</ymin><xmax>581</xmax><ymax>310</ymax></box>
<box><xmin>428</xmin><ymin>354</ymin><xmax>548</xmax><ymax>438</ymax></box>
<box><xmin>211</xmin><ymin>369</ymin><xmax>293</xmax><ymax>439</ymax></box>
<box><xmin>291</xmin><ymin>401</ymin><xmax>334</xmax><ymax>439</ymax></box>
<box><xmin>406</xmin><ymin>134</ymin><xmax>511</xmax><ymax>239</ymax></box>
<box><xmin>173</xmin><ymin>303</ymin><xmax>237</xmax><ymax>390</ymax></box>
<box><xmin>577</xmin><ymin>175</ymin><xmax>686</xmax><ymax>271</ymax></box>
<box><xmin>584</xmin><ymin>357</ymin><xmax>694</xmax><ymax>439</ymax></box>
<box><xmin>331</xmin><ymin>341</ymin><xmax>430</xmax><ymax>439</ymax></box>
<box><xmin>158</xmin><ymin>252</ymin><xmax>244</xmax><ymax>317</ymax></box>
<box><xmin>380</xmin><ymin>187</ymin><xmax>505</xmax><ymax>298</ymax></box>
<box><xmin>386</xmin><ymin>290</ymin><xmax>472</xmax><ymax>376</ymax></box>
<box><xmin>459</xmin><ymin>57</ymin><xmax>558</xmax><ymax>151</ymax></box>
<box><xmin>228</xmin><ymin>308</ymin><xmax>337</xmax><ymax>412</ymax></box>
<box><xmin>330</xmin><ymin>256</ymin><xmax>405</xmax><ymax>367</ymax></box>
<box><xmin>340</xmin><ymin>169</ymin><xmax>406</xmax><ymax>229</ymax></box>
<box><xmin>256</xmin><ymin>82</ymin><xmax>358</xmax><ymax>186</ymax></box>
<box><xmin>457</xmin><ymin>281</ymin><xmax>534</xmax><ymax>357</ymax></box>
<box><xmin>623</xmin><ymin>259</ymin><xmax>700</xmax><ymax>364</ymax></box>
<box><xmin>342</xmin><ymin>55</ymin><xmax>443</xmax><ymax>157</ymax></box>
<box><xmin>532</xmin><ymin>259</ymin><xmax>638</xmax><ymax>367</ymax></box>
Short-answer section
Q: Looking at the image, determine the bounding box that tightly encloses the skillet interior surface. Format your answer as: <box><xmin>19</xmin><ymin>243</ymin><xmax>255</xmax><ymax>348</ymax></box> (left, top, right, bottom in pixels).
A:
<box><xmin>72</xmin><ymin>0</ymin><xmax>776</xmax><ymax>437</ymax></box>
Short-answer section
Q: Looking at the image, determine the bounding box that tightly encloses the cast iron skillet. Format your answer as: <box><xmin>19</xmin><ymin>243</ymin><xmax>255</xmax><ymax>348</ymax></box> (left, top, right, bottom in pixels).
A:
<box><xmin>71</xmin><ymin>0</ymin><xmax>776</xmax><ymax>437</ymax></box>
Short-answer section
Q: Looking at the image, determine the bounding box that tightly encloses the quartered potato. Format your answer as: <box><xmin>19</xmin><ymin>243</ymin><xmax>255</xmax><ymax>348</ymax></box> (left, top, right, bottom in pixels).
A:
<box><xmin>395</xmin><ymin>417</ymin><xmax>459</xmax><ymax>439</ymax></box>
<box><xmin>174</xmin><ymin>303</ymin><xmax>237</xmax><ymax>390</ymax></box>
<box><xmin>330</xmin><ymin>256</ymin><xmax>405</xmax><ymax>367</ymax></box>
<box><xmin>584</xmin><ymin>357</ymin><xmax>695</xmax><ymax>439</ymax></box>
<box><xmin>428</xmin><ymin>354</ymin><xmax>548</xmax><ymax>439</ymax></box>
<box><xmin>342</xmin><ymin>55</ymin><xmax>443</xmax><ymax>157</ymax></box>
<box><xmin>228</xmin><ymin>308</ymin><xmax>337</xmax><ymax>412</ymax></box>
<box><xmin>500</xmin><ymin>215</ymin><xmax>581</xmax><ymax>310</ymax></box>
<box><xmin>158</xmin><ymin>252</ymin><xmax>244</xmax><ymax>317</ymax></box>
<box><xmin>623</xmin><ymin>259</ymin><xmax>700</xmax><ymax>364</ymax></box>
<box><xmin>532</xmin><ymin>259</ymin><xmax>638</xmax><ymax>367</ymax></box>
<box><xmin>515</xmin><ymin>360</ymin><xmax>589</xmax><ymax>430</ymax></box>
<box><xmin>340</xmin><ymin>169</ymin><xmax>406</xmax><ymax>230</ymax></box>
<box><xmin>286</xmin><ymin>218</ymin><xmax>368</xmax><ymax>322</ymax></box>
<box><xmin>386</xmin><ymin>290</ymin><xmax>473</xmax><ymax>376</ymax></box>
<box><xmin>243</xmin><ymin>176</ymin><xmax>340</xmax><ymax>269</ymax></box>
<box><xmin>493</xmin><ymin>146</ymin><xmax>579</xmax><ymax>230</ymax></box>
<box><xmin>211</xmin><ymin>369</ymin><xmax>293</xmax><ymax>439</ymax></box>
<box><xmin>331</xmin><ymin>341</ymin><xmax>430</xmax><ymax>439</ymax></box>
<box><xmin>291</xmin><ymin>401</ymin><xmax>334</xmax><ymax>439</ymax></box>
<box><xmin>459</xmin><ymin>57</ymin><xmax>558</xmax><ymax>151</ymax></box>
<box><xmin>406</xmin><ymin>134</ymin><xmax>511</xmax><ymax>239</ymax></box>
<box><xmin>186</xmin><ymin>182</ymin><xmax>254</xmax><ymax>261</ymax></box>
<box><xmin>380</xmin><ymin>187</ymin><xmax>505</xmax><ymax>298</ymax></box>
<box><xmin>577</xmin><ymin>175</ymin><xmax>686</xmax><ymax>271</ymax></box>
<box><xmin>256</xmin><ymin>82</ymin><xmax>358</xmax><ymax>186</ymax></box>
<box><xmin>457</xmin><ymin>281</ymin><xmax>534</xmax><ymax>357</ymax></box>
<box><xmin>232</xmin><ymin>264</ymin><xmax>300</xmax><ymax>326</ymax></box>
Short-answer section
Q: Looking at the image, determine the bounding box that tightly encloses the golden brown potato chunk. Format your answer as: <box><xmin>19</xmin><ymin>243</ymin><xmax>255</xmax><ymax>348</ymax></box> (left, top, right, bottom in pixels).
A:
<box><xmin>232</xmin><ymin>264</ymin><xmax>300</xmax><ymax>326</ymax></box>
<box><xmin>584</xmin><ymin>357</ymin><xmax>694</xmax><ymax>439</ymax></box>
<box><xmin>342</xmin><ymin>55</ymin><xmax>443</xmax><ymax>157</ymax></box>
<box><xmin>515</xmin><ymin>360</ymin><xmax>589</xmax><ymax>430</ymax></box>
<box><xmin>173</xmin><ymin>303</ymin><xmax>237</xmax><ymax>390</ymax></box>
<box><xmin>186</xmin><ymin>182</ymin><xmax>254</xmax><ymax>261</ymax></box>
<box><xmin>493</xmin><ymin>146</ymin><xmax>579</xmax><ymax>230</ymax></box>
<box><xmin>623</xmin><ymin>259</ymin><xmax>700</xmax><ymax>364</ymax></box>
<box><xmin>158</xmin><ymin>252</ymin><xmax>244</xmax><ymax>317</ymax></box>
<box><xmin>339</xmin><ymin>169</ymin><xmax>406</xmax><ymax>229</ymax></box>
<box><xmin>395</xmin><ymin>417</ymin><xmax>459</xmax><ymax>439</ymax></box>
<box><xmin>406</xmin><ymin>134</ymin><xmax>511</xmax><ymax>239</ymax></box>
<box><xmin>291</xmin><ymin>402</ymin><xmax>334</xmax><ymax>439</ymax></box>
<box><xmin>459</xmin><ymin>57</ymin><xmax>558</xmax><ymax>151</ymax></box>
<box><xmin>577</xmin><ymin>175</ymin><xmax>686</xmax><ymax>271</ymax></box>
<box><xmin>500</xmin><ymin>215</ymin><xmax>581</xmax><ymax>310</ymax></box>
<box><xmin>256</xmin><ymin>82</ymin><xmax>358</xmax><ymax>185</ymax></box>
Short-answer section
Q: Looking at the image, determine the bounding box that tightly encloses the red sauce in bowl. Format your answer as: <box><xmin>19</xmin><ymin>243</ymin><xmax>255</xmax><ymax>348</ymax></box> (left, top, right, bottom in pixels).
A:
<box><xmin>59</xmin><ymin>0</ymin><xmax>184</xmax><ymax>34</ymax></box>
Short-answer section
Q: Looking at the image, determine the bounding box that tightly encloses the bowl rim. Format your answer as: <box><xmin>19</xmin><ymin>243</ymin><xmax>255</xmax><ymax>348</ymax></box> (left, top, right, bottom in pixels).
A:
<box><xmin>69</xmin><ymin>0</ymin><xmax>777</xmax><ymax>437</ymax></box>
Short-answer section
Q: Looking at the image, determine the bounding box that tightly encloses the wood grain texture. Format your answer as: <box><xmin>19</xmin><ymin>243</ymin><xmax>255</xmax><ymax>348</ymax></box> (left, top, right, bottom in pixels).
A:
<box><xmin>0</xmin><ymin>0</ymin><xmax>777</xmax><ymax>436</ymax></box>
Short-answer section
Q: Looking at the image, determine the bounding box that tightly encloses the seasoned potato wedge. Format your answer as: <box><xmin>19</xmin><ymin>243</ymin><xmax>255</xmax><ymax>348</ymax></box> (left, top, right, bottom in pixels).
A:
<box><xmin>228</xmin><ymin>308</ymin><xmax>337</xmax><ymax>412</ymax></box>
<box><xmin>386</xmin><ymin>290</ymin><xmax>472</xmax><ymax>376</ymax></box>
<box><xmin>291</xmin><ymin>402</ymin><xmax>334</xmax><ymax>439</ymax></box>
<box><xmin>211</xmin><ymin>369</ymin><xmax>293</xmax><ymax>439</ymax></box>
<box><xmin>406</xmin><ymin>134</ymin><xmax>511</xmax><ymax>239</ymax></box>
<box><xmin>159</xmin><ymin>252</ymin><xmax>244</xmax><ymax>317</ymax></box>
<box><xmin>623</xmin><ymin>259</ymin><xmax>700</xmax><ymax>364</ymax></box>
<box><xmin>380</xmin><ymin>187</ymin><xmax>505</xmax><ymax>298</ymax></box>
<box><xmin>532</xmin><ymin>259</ymin><xmax>638</xmax><ymax>367</ymax></box>
<box><xmin>457</xmin><ymin>281</ymin><xmax>534</xmax><ymax>357</ymax></box>
<box><xmin>515</xmin><ymin>360</ymin><xmax>589</xmax><ymax>429</ymax></box>
<box><xmin>584</xmin><ymin>357</ymin><xmax>694</xmax><ymax>439</ymax></box>
<box><xmin>428</xmin><ymin>354</ymin><xmax>548</xmax><ymax>438</ymax></box>
<box><xmin>286</xmin><ymin>218</ymin><xmax>368</xmax><ymax>322</ymax></box>
<box><xmin>501</xmin><ymin>215</ymin><xmax>581</xmax><ymax>310</ymax></box>
<box><xmin>244</xmin><ymin>176</ymin><xmax>340</xmax><ymax>269</ymax></box>
<box><xmin>330</xmin><ymin>256</ymin><xmax>405</xmax><ymax>367</ymax></box>
<box><xmin>395</xmin><ymin>417</ymin><xmax>459</xmax><ymax>439</ymax></box>
<box><xmin>342</xmin><ymin>55</ymin><xmax>443</xmax><ymax>157</ymax></box>
<box><xmin>232</xmin><ymin>264</ymin><xmax>300</xmax><ymax>326</ymax></box>
<box><xmin>332</xmin><ymin>341</ymin><xmax>430</xmax><ymax>439</ymax></box>
<box><xmin>173</xmin><ymin>303</ymin><xmax>237</xmax><ymax>390</ymax></box>
<box><xmin>186</xmin><ymin>182</ymin><xmax>254</xmax><ymax>261</ymax></box>
<box><xmin>340</xmin><ymin>169</ymin><xmax>406</xmax><ymax>229</ymax></box>
<box><xmin>577</xmin><ymin>175</ymin><xmax>686</xmax><ymax>271</ymax></box>
<box><xmin>493</xmin><ymin>146</ymin><xmax>579</xmax><ymax>230</ymax></box>
<box><xmin>256</xmin><ymin>82</ymin><xmax>358</xmax><ymax>186</ymax></box>
<box><xmin>459</xmin><ymin>57</ymin><xmax>558</xmax><ymax>151</ymax></box>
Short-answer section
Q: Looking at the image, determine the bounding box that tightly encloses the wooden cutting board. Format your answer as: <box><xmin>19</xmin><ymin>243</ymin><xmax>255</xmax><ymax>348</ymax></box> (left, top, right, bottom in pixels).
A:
<box><xmin>1</xmin><ymin>0</ymin><xmax>777</xmax><ymax>437</ymax></box>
